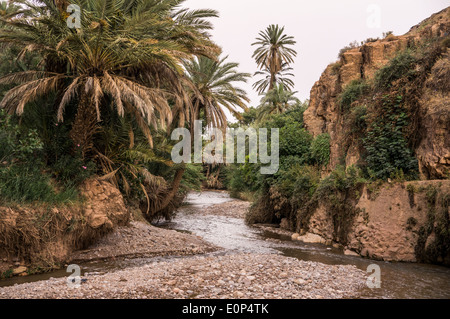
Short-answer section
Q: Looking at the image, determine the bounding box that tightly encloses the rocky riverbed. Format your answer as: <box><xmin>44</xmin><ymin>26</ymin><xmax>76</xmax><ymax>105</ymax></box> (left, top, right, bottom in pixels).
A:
<box><xmin>0</xmin><ymin>194</ymin><xmax>368</xmax><ymax>299</ymax></box>
<box><xmin>0</xmin><ymin>253</ymin><xmax>366</xmax><ymax>299</ymax></box>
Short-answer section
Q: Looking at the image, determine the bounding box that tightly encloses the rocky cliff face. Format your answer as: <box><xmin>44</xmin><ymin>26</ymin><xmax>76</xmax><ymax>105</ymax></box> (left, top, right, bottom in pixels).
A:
<box><xmin>296</xmin><ymin>8</ymin><xmax>450</xmax><ymax>265</ymax></box>
<box><xmin>303</xmin><ymin>7</ymin><xmax>450</xmax><ymax>179</ymax></box>
<box><xmin>304</xmin><ymin>180</ymin><xmax>450</xmax><ymax>265</ymax></box>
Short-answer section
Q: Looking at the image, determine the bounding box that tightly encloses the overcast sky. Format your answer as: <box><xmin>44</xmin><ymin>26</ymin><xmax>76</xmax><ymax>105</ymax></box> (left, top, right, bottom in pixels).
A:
<box><xmin>185</xmin><ymin>0</ymin><xmax>449</xmax><ymax>118</ymax></box>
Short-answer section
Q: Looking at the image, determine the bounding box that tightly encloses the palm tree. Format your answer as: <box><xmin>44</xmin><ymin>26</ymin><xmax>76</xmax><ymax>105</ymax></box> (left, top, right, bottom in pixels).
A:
<box><xmin>0</xmin><ymin>0</ymin><xmax>221</xmax><ymax>218</ymax></box>
<box><xmin>252</xmin><ymin>24</ymin><xmax>297</xmax><ymax>93</ymax></box>
<box><xmin>184</xmin><ymin>55</ymin><xmax>251</xmax><ymax>129</ymax></box>
<box><xmin>155</xmin><ymin>55</ymin><xmax>251</xmax><ymax>210</ymax></box>
<box><xmin>257</xmin><ymin>83</ymin><xmax>299</xmax><ymax>121</ymax></box>
<box><xmin>253</xmin><ymin>62</ymin><xmax>295</xmax><ymax>95</ymax></box>
<box><xmin>0</xmin><ymin>0</ymin><xmax>220</xmax><ymax>158</ymax></box>
<box><xmin>182</xmin><ymin>55</ymin><xmax>250</xmax><ymax>192</ymax></box>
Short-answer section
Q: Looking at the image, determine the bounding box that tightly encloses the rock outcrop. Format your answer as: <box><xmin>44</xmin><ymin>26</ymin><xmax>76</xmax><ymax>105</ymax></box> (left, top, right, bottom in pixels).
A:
<box><xmin>303</xmin><ymin>7</ymin><xmax>450</xmax><ymax>179</ymax></box>
<box><xmin>305</xmin><ymin>180</ymin><xmax>450</xmax><ymax>265</ymax></box>
<box><xmin>416</xmin><ymin>51</ymin><xmax>450</xmax><ymax>179</ymax></box>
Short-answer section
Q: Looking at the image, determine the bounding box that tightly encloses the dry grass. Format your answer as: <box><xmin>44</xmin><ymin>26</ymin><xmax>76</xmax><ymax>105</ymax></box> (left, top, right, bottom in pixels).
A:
<box><xmin>0</xmin><ymin>203</ymin><xmax>113</xmax><ymax>273</ymax></box>
<box><xmin>426</xmin><ymin>50</ymin><xmax>450</xmax><ymax>93</ymax></box>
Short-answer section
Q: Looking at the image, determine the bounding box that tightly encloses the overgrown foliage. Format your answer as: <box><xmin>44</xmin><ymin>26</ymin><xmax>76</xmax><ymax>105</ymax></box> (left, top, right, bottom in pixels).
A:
<box><xmin>0</xmin><ymin>111</ymin><xmax>85</xmax><ymax>204</ymax></box>
<box><xmin>363</xmin><ymin>94</ymin><xmax>419</xmax><ymax>180</ymax></box>
<box><xmin>232</xmin><ymin>34</ymin><xmax>450</xmax><ymax>254</ymax></box>
<box><xmin>338</xmin><ymin>79</ymin><xmax>370</xmax><ymax>112</ymax></box>
<box><xmin>415</xmin><ymin>184</ymin><xmax>450</xmax><ymax>264</ymax></box>
<box><xmin>0</xmin><ymin>0</ymin><xmax>229</xmax><ymax>221</ymax></box>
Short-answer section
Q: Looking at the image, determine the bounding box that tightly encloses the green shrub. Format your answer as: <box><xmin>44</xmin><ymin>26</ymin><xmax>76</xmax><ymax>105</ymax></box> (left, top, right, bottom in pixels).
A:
<box><xmin>374</xmin><ymin>49</ymin><xmax>418</xmax><ymax>89</ymax></box>
<box><xmin>279</xmin><ymin>124</ymin><xmax>312</xmax><ymax>157</ymax></box>
<box><xmin>338</xmin><ymin>41</ymin><xmax>359</xmax><ymax>59</ymax></box>
<box><xmin>0</xmin><ymin>111</ymin><xmax>79</xmax><ymax>204</ymax></box>
<box><xmin>339</xmin><ymin>79</ymin><xmax>370</xmax><ymax>112</ymax></box>
<box><xmin>363</xmin><ymin>95</ymin><xmax>418</xmax><ymax>180</ymax></box>
<box><xmin>313</xmin><ymin>166</ymin><xmax>366</xmax><ymax>243</ymax></box>
<box><xmin>226</xmin><ymin>159</ymin><xmax>261</xmax><ymax>196</ymax></box>
<box><xmin>309</xmin><ymin>133</ymin><xmax>331</xmax><ymax>167</ymax></box>
<box><xmin>51</xmin><ymin>154</ymin><xmax>96</xmax><ymax>188</ymax></box>
<box><xmin>382</xmin><ymin>31</ymin><xmax>394</xmax><ymax>39</ymax></box>
<box><xmin>349</xmin><ymin>105</ymin><xmax>368</xmax><ymax>135</ymax></box>
<box><xmin>285</xmin><ymin>165</ymin><xmax>321</xmax><ymax>203</ymax></box>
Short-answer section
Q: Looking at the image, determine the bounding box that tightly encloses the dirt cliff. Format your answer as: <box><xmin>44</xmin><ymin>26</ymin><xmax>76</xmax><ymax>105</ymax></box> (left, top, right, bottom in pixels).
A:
<box><xmin>0</xmin><ymin>179</ymin><xmax>130</xmax><ymax>276</ymax></box>
<box><xmin>303</xmin><ymin>7</ymin><xmax>450</xmax><ymax>179</ymax></box>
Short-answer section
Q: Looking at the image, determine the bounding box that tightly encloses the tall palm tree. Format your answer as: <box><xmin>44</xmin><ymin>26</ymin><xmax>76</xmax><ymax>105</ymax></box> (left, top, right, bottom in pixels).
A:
<box><xmin>0</xmin><ymin>0</ymin><xmax>220</xmax><ymax>158</ymax></box>
<box><xmin>252</xmin><ymin>24</ymin><xmax>297</xmax><ymax>93</ymax></box>
<box><xmin>184</xmin><ymin>55</ymin><xmax>251</xmax><ymax>129</ymax></box>
<box><xmin>257</xmin><ymin>83</ymin><xmax>299</xmax><ymax>122</ymax></box>
<box><xmin>182</xmin><ymin>55</ymin><xmax>250</xmax><ymax>192</ymax></box>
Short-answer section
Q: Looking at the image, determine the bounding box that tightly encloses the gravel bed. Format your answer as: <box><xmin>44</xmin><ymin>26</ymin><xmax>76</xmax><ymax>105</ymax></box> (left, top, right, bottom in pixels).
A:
<box><xmin>0</xmin><ymin>253</ymin><xmax>366</xmax><ymax>299</ymax></box>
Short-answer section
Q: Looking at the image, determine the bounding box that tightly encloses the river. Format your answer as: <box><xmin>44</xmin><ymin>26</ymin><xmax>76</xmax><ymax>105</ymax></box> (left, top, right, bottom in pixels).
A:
<box><xmin>1</xmin><ymin>191</ymin><xmax>449</xmax><ymax>299</ymax></box>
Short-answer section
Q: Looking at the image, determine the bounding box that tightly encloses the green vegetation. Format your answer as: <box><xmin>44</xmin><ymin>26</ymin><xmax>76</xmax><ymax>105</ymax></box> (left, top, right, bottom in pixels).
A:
<box><xmin>0</xmin><ymin>0</ymin><xmax>448</xmax><ymax>269</ymax></box>
<box><xmin>0</xmin><ymin>0</ymin><xmax>245</xmax><ymax>221</ymax></box>
<box><xmin>338</xmin><ymin>41</ymin><xmax>359</xmax><ymax>59</ymax></box>
<box><xmin>0</xmin><ymin>111</ymin><xmax>85</xmax><ymax>204</ymax></box>
<box><xmin>227</xmin><ymin>30</ymin><xmax>450</xmax><ymax>255</ymax></box>
<box><xmin>338</xmin><ymin>79</ymin><xmax>370</xmax><ymax>112</ymax></box>
<box><xmin>309</xmin><ymin>134</ymin><xmax>331</xmax><ymax>167</ymax></box>
<box><xmin>363</xmin><ymin>94</ymin><xmax>419</xmax><ymax>180</ymax></box>
<box><xmin>374</xmin><ymin>49</ymin><xmax>418</xmax><ymax>89</ymax></box>
<box><xmin>415</xmin><ymin>184</ymin><xmax>450</xmax><ymax>264</ymax></box>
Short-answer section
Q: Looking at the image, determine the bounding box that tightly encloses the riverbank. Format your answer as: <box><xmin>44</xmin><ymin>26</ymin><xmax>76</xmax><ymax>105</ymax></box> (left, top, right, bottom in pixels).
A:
<box><xmin>0</xmin><ymin>192</ymin><xmax>368</xmax><ymax>299</ymax></box>
<box><xmin>69</xmin><ymin>221</ymin><xmax>218</xmax><ymax>263</ymax></box>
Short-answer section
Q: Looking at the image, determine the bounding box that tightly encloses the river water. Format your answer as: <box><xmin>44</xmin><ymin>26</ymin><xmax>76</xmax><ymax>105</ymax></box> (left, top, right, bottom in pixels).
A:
<box><xmin>1</xmin><ymin>191</ymin><xmax>449</xmax><ymax>299</ymax></box>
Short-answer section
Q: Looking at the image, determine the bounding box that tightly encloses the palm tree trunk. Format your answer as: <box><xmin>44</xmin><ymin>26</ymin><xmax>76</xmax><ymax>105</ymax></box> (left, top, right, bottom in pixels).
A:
<box><xmin>70</xmin><ymin>93</ymin><xmax>98</xmax><ymax>159</ymax></box>
<box><xmin>157</xmin><ymin>165</ymin><xmax>186</xmax><ymax>211</ymax></box>
<box><xmin>269</xmin><ymin>72</ymin><xmax>276</xmax><ymax>91</ymax></box>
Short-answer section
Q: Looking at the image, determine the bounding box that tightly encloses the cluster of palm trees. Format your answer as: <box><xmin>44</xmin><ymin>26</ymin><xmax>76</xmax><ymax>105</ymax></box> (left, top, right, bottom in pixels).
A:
<box><xmin>252</xmin><ymin>24</ymin><xmax>299</xmax><ymax>121</ymax></box>
<box><xmin>0</xmin><ymin>1</ymin><xmax>300</xmax><ymax>217</ymax></box>
<box><xmin>0</xmin><ymin>0</ymin><xmax>250</xmax><ymax>217</ymax></box>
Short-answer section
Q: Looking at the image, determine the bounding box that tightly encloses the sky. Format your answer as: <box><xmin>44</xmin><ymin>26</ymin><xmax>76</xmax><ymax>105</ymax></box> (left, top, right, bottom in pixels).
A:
<box><xmin>184</xmin><ymin>0</ymin><xmax>449</xmax><ymax>119</ymax></box>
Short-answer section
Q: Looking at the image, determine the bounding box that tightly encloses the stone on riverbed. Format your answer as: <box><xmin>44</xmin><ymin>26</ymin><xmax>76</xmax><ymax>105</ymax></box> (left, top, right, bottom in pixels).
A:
<box><xmin>296</xmin><ymin>232</ymin><xmax>326</xmax><ymax>244</ymax></box>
